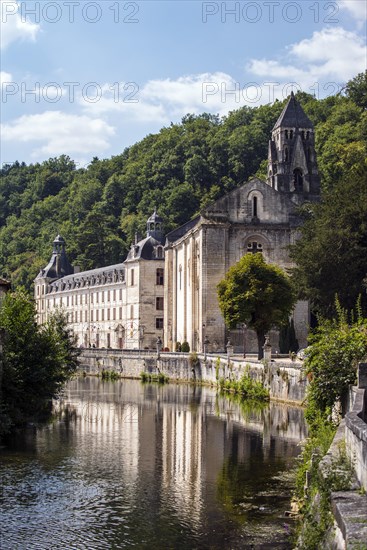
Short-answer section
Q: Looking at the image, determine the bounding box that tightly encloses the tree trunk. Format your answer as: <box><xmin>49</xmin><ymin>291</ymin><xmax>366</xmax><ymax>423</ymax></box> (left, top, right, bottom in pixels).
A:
<box><xmin>257</xmin><ymin>330</ymin><xmax>266</xmax><ymax>360</ymax></box>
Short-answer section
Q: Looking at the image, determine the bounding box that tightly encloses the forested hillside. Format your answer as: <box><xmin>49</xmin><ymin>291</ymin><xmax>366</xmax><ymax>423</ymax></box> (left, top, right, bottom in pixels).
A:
<box><xmin>1</xmin><ymin>72</ymin><xmax>366</xmax><ymax>316</ymax></box>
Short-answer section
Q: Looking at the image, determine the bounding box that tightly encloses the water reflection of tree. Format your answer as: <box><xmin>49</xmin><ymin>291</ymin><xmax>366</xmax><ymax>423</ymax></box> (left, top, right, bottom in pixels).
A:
<box><xmin>216</xmin><ymin>394</ymin><xmax>298</xmax><ymax>539</ymax></box>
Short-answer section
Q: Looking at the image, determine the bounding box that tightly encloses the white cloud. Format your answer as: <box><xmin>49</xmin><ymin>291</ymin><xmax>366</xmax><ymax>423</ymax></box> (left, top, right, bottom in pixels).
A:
<box><xmin>1</xmin><ymin>111</ymin><xmax>115</xmax><ymax>159</ymax></box>
<box><xmin>0</xmin><ymin>70</ymin><xmax>12</xmax><ymax>85</ymax></box>
<box><xmin>339</xmin><ymin>0</ymin><xmax>367</xmax><ymax>20</ymax></box>
<box><xmin>248</xmin><ymin>27</ymin><xmax>366</xmax><ymax>90</ymax></box>
<box><xmin>80</xmin><ymin>72</ymin><xmax>256</xmax><ymax>122</ymax></box>
<box><xmin>1</xmin><ymin>0</ymin><xmax>40</xmax><ymax>49</ymax></box>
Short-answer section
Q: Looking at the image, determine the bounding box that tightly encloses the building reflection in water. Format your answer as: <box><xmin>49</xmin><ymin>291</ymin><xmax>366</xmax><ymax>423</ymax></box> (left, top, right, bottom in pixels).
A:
<box><xmin>5</xmin><ymin>378</ymin><xmax>307</xmax><ymax>548</ymax></box>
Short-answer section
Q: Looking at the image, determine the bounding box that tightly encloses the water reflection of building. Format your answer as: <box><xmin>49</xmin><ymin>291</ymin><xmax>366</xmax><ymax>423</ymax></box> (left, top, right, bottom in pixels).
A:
<box><xmin>58</xmin><ymin>380</ymin><xmax>306</xmax><ymax>526</ymax></box>
<box><xmin>161</xmin><ymin>408</ymin><xmax>203</xmax><ymax>525</ymax></box>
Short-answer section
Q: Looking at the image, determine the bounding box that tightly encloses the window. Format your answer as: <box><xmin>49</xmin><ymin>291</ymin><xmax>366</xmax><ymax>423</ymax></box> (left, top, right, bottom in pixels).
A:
<box><xmin>101</xmin><ymin>310</ymin><xmax>104</xmax><ymax>321</ymax></box>
<box><xmin>96</xmin><ymin>310</ymin><xmax>99</xmax><ymax>321</ymax></box>
<box><xmin>101</xmin><ymin>291</ymin><xmax>104</xmax><ymax>303</ymax></box>
<box><xmin>113</xmin><ymin>308</ymin><xmax>116</xmax><ymax>320</ymax></box>
<box><xmin>156</xmin><ymin>246</ymin><xmax>164</xmax><ymax>259</ymax></box>
<box><xmin>156</xmin><ymin>268</ymin><xmax>164</xmax><ymax>285</ymax></box>
<box><xmin>131</xmin><ymin>269</ymin><xmax>135</xmax><ymax>286</ymax></box>
<box><xmin>156</xmin><ymin>297</ymin><xmax>164</xmax><ymax>310</ymax></box>
<box><xmin>247</xmin><ymin>241</ymin><xmax>263</xmax><ymax>254</ymax></box>
<box><xmin>284</xmin><ymin>147</ymin><xmax>289</xmax><ymax>162</ymax></box>
<box><xmin>107</xmin><ymin>309</ymin><xmax>110</xmax><ymax>321</ymax></box>
<box><xmin>252</xmin><ymin>196</ymin><xmax>258</xmax><ymax>218</ymax></box>
<box><xmin>108</xmin><ymin>290</ymin><xmax>110</xmax><ymax>302</ymax></box>
<box><xmin>113</xmin><ymin>290</ymin><xmax>116</xmax><ymax>301</ymax></box>
<box><xmin>119</xmin><ymin>307</ymin><xmax>122</xmax><ymax>320</ymax></box>
<box><xmin>91</xmin><ymin>310</ymin><xmax>94</xmax><ymax>322</ymax></box>
<box><xmin>119</xmin><ymin>289</ymin><xmax>122</xmax><ymax>300</ymax></box>
<box><xmin>293</xmin><ymin>168</ymin><xmax>303</xmax><ymax>192</ymax></box>
<box><xmin>290</xmin><ymin>130</ymin><xmax>293</xmax><ymax>139</ymax></box>
<box><xmin>130</xmin><ymin>305</ymin><xmax>134</xmax><ymax>319</ymax></box>
<box><xmin>156</xmin><ymin>318</ymin><xmax>164</xmax><ymax>329</ymax></box>
<box><xmin>285</xmin><ymin>130</ymin><xmax>288</xmax><ymax>139</ymax></box>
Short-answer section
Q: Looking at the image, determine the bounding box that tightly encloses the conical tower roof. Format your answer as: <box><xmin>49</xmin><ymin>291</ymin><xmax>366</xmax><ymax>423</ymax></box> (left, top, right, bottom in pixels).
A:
<box><xmin>272</xmin><ymin>92</ymin><xmax>313</xmax><ymax>130</ymax></box>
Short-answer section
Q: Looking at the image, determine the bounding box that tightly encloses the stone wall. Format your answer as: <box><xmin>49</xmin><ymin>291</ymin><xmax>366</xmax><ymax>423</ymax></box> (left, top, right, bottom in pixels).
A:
<box><xmin>345</xmin><ymin>362</ymin><xmax>367</xmax><ymax>491</ymax></box>
<box><xmin>79</xmin><ymin>349</ymin><xmax>307</xmax><ymax>404</ymax></box>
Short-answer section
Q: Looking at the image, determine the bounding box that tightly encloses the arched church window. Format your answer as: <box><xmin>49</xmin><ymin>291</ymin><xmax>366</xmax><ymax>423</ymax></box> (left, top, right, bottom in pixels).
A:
<box><xmin>285</xmin><ymin>130</ymin><xmax>288</xmax><ymax>139</ymax></box>
<box><xmin>290</xmin><ymin>130</ymin><xmax>293</xmax><ymax>139</ymax></box>
<box><xmin>284</xmin><ymin>148</ymin><xmax>289</xmax><ymax>162</ymax></box>
<box><xmin>301</xmin><ymin>131</ymin><xmax>305</xmax><ymax>139</ymax></box>
<box><xmin>293</xmin><ymin>168</ymin><xmax>303</xmax><ymax>192</ymax></box>
<box><xmin>252</xmin><ymin>196</ymin><xmax>258</xmax><ymax>218</ymax></box>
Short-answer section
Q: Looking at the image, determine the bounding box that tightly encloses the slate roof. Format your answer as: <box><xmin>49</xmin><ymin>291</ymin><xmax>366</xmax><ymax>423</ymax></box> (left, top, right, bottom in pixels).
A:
<box><xmin>273</xmin><ymin>92</ymin><xmax>313</xmax><ymax>130</ymax></box>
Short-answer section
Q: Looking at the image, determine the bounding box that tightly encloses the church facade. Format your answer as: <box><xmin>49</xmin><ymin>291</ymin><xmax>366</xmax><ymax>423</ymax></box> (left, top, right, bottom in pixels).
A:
<box><xmin>35</xmin><ymin>93</ymin><xmax>320</xmax><ymax>353</ymax></box>
<box><xmin>164</xmin><ymin>92</ymin><xmax>320</xmax><ymax>353</ymax></box>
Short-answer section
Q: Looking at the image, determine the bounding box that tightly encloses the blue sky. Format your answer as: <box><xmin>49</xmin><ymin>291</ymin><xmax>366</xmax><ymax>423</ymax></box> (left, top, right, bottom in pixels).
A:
<box><xmin>1</xmin><ymin>0</ymin><xmax>366</xmax><ymax>166</ymax></box>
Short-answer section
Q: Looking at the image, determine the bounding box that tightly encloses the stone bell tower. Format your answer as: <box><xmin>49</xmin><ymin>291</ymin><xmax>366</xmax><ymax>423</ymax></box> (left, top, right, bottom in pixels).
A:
<box><xmin>267</xmin><ymin>92</ymin><xmax>320</xmax><ymax>200</ymax></box>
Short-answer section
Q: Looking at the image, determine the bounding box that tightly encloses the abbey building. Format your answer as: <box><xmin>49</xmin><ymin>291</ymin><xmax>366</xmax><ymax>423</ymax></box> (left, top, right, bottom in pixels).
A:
<box><xmin>35</xmin><ymin>93</ymin><xmax>320</xmax><ymax>353</ymax></box>
<box><xmin>35</xmin><ymin>213</ymin><xmax>165</xmax><ymax>349</ymax></box>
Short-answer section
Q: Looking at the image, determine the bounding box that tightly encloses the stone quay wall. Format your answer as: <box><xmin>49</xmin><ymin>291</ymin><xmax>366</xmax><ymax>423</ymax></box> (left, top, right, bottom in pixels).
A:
<box><xmin>345</xmin><ymin>362</ymin><xmax>367</xmax><ymax>492</ymax></box>
<box><xmin>79</xmin><ymin>349</ymin><xmax>307</xmax><ymax>404</ymax></box>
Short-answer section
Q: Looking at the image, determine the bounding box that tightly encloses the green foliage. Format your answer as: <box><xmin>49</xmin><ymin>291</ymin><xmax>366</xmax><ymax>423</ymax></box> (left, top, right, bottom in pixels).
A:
<box><xmin>181</xmin><ymin>341</ymin><xmax>190</xmax><ymax>352</ymax></box>
<box><xmin>217</xmin><ymin>253</ymin><xmax>295</xmax><ymax>358</ymax></box>
<box><xmin>100</xmin><ymin>369</ymin><xmax>120</xmax><ymax>380</ymax></box>
<box><xmin>0</xmin><ymin>99</ymin><xmax>294</xmax><ymax>288</ymax></box>
<box><xmin>0</xmin><ymin>290</ymin><xmax>79</xmax><ymax>437</ymax></box>
<box><xmin>304</xmin><ymin>299</ymin><xmax>367</xmax><ymax>421</ymax></box>
<box><xmin>189</xmin><ymin>352</ymin><xmax>200</xmax><ymax>368</ymax></box>
<box><xmin>140</xmin><ymin>371</ymin><xmax>169</xmax><ymax>384</ymax></box>
<box><xmin>294</xmin><ymin>416</ymin><xmax>355</xmax><ymax>549</ymax></box>
<box><xmin>291</xmin><ymin>169</ymin><xmax>367</xmax><ymax>317</ymax></box>
<box><xmin>218</xmin><ymin>370</ymin><xmax>269</xmax><ymax>401</ymax></box>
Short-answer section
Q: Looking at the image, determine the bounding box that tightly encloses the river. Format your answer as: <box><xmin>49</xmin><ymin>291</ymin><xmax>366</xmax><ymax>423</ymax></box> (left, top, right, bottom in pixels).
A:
<box><xmin>0</xmin><ymin>377</ymin><xmax>306</xmax><ymax>549</ymax></box>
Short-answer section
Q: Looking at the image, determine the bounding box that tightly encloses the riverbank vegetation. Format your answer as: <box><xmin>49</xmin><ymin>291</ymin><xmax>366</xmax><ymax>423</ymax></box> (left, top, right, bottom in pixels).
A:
<box><xmin>0</xmin><ymin>290</ymin><xmax>79</xmax><ymax>439</ymax></box>
<box><xmin>293</xmin><ymin>301</ymin><xmax>367</xmax><ymax>548</ymax></box>
<box><xmin>140</xmin><ymin>372</ymin><xmax>169</xmax><ymax>384</ymax></box>
<box><xmin>218</xmin><ymin>369</ymin><xmax>270</xmax><ymax>401</ymax></box>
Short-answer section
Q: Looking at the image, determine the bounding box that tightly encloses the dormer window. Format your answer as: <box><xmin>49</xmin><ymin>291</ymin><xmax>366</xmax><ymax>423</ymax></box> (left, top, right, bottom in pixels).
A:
<box><xmin>156</xmin><ymin>246</ymin><xmax>164</xmax><ymax>259</ymax></box>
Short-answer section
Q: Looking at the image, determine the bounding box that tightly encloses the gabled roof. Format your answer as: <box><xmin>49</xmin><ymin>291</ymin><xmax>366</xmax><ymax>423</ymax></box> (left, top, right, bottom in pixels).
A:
<box><xmin>273</xmin><ymin>92</ymin><xmax>313</xmax><ymax>130</ymax></box>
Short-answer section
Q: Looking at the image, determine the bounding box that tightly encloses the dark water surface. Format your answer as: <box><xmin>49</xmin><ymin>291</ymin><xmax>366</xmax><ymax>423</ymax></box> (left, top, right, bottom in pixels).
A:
<box><xmin>0</xmin><ymin>378</ymin><xmax>306</xmax><ymax>549</ymax></box>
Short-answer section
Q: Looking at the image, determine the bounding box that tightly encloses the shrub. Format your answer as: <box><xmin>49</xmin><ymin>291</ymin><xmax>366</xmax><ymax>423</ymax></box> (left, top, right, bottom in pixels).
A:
<box><xmin>181</xmin><ymin>341</ymin><xmax>190</xmax><ymax>352</ymax></box>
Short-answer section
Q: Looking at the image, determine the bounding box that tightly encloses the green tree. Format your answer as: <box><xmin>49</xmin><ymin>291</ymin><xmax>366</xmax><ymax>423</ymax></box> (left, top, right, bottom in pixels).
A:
<box><xmin>0</xmin><ymin>290</ymin><xmax>79</xmax><ymax>438</ymax></box>
<box><xmin>304</xmin><ymin>300</ymin><xmax>367</xmax><ymax>428</ymax></box>
<box><xmin>217</xmin><ymin>253</ymin><xmax>296</xmax><ymax>359</ymax></box>
<box><xmin>291</xmin><ymin>168</ymin><xmax>367</xmax><ymax>317</ymax></box>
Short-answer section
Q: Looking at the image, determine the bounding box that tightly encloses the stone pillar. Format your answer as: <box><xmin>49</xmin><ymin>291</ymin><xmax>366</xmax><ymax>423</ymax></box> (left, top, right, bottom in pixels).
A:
<box><xmin>263</xmin><ymin>335</ymin><xmax>272</xmax><ymax>363</ymax></box>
